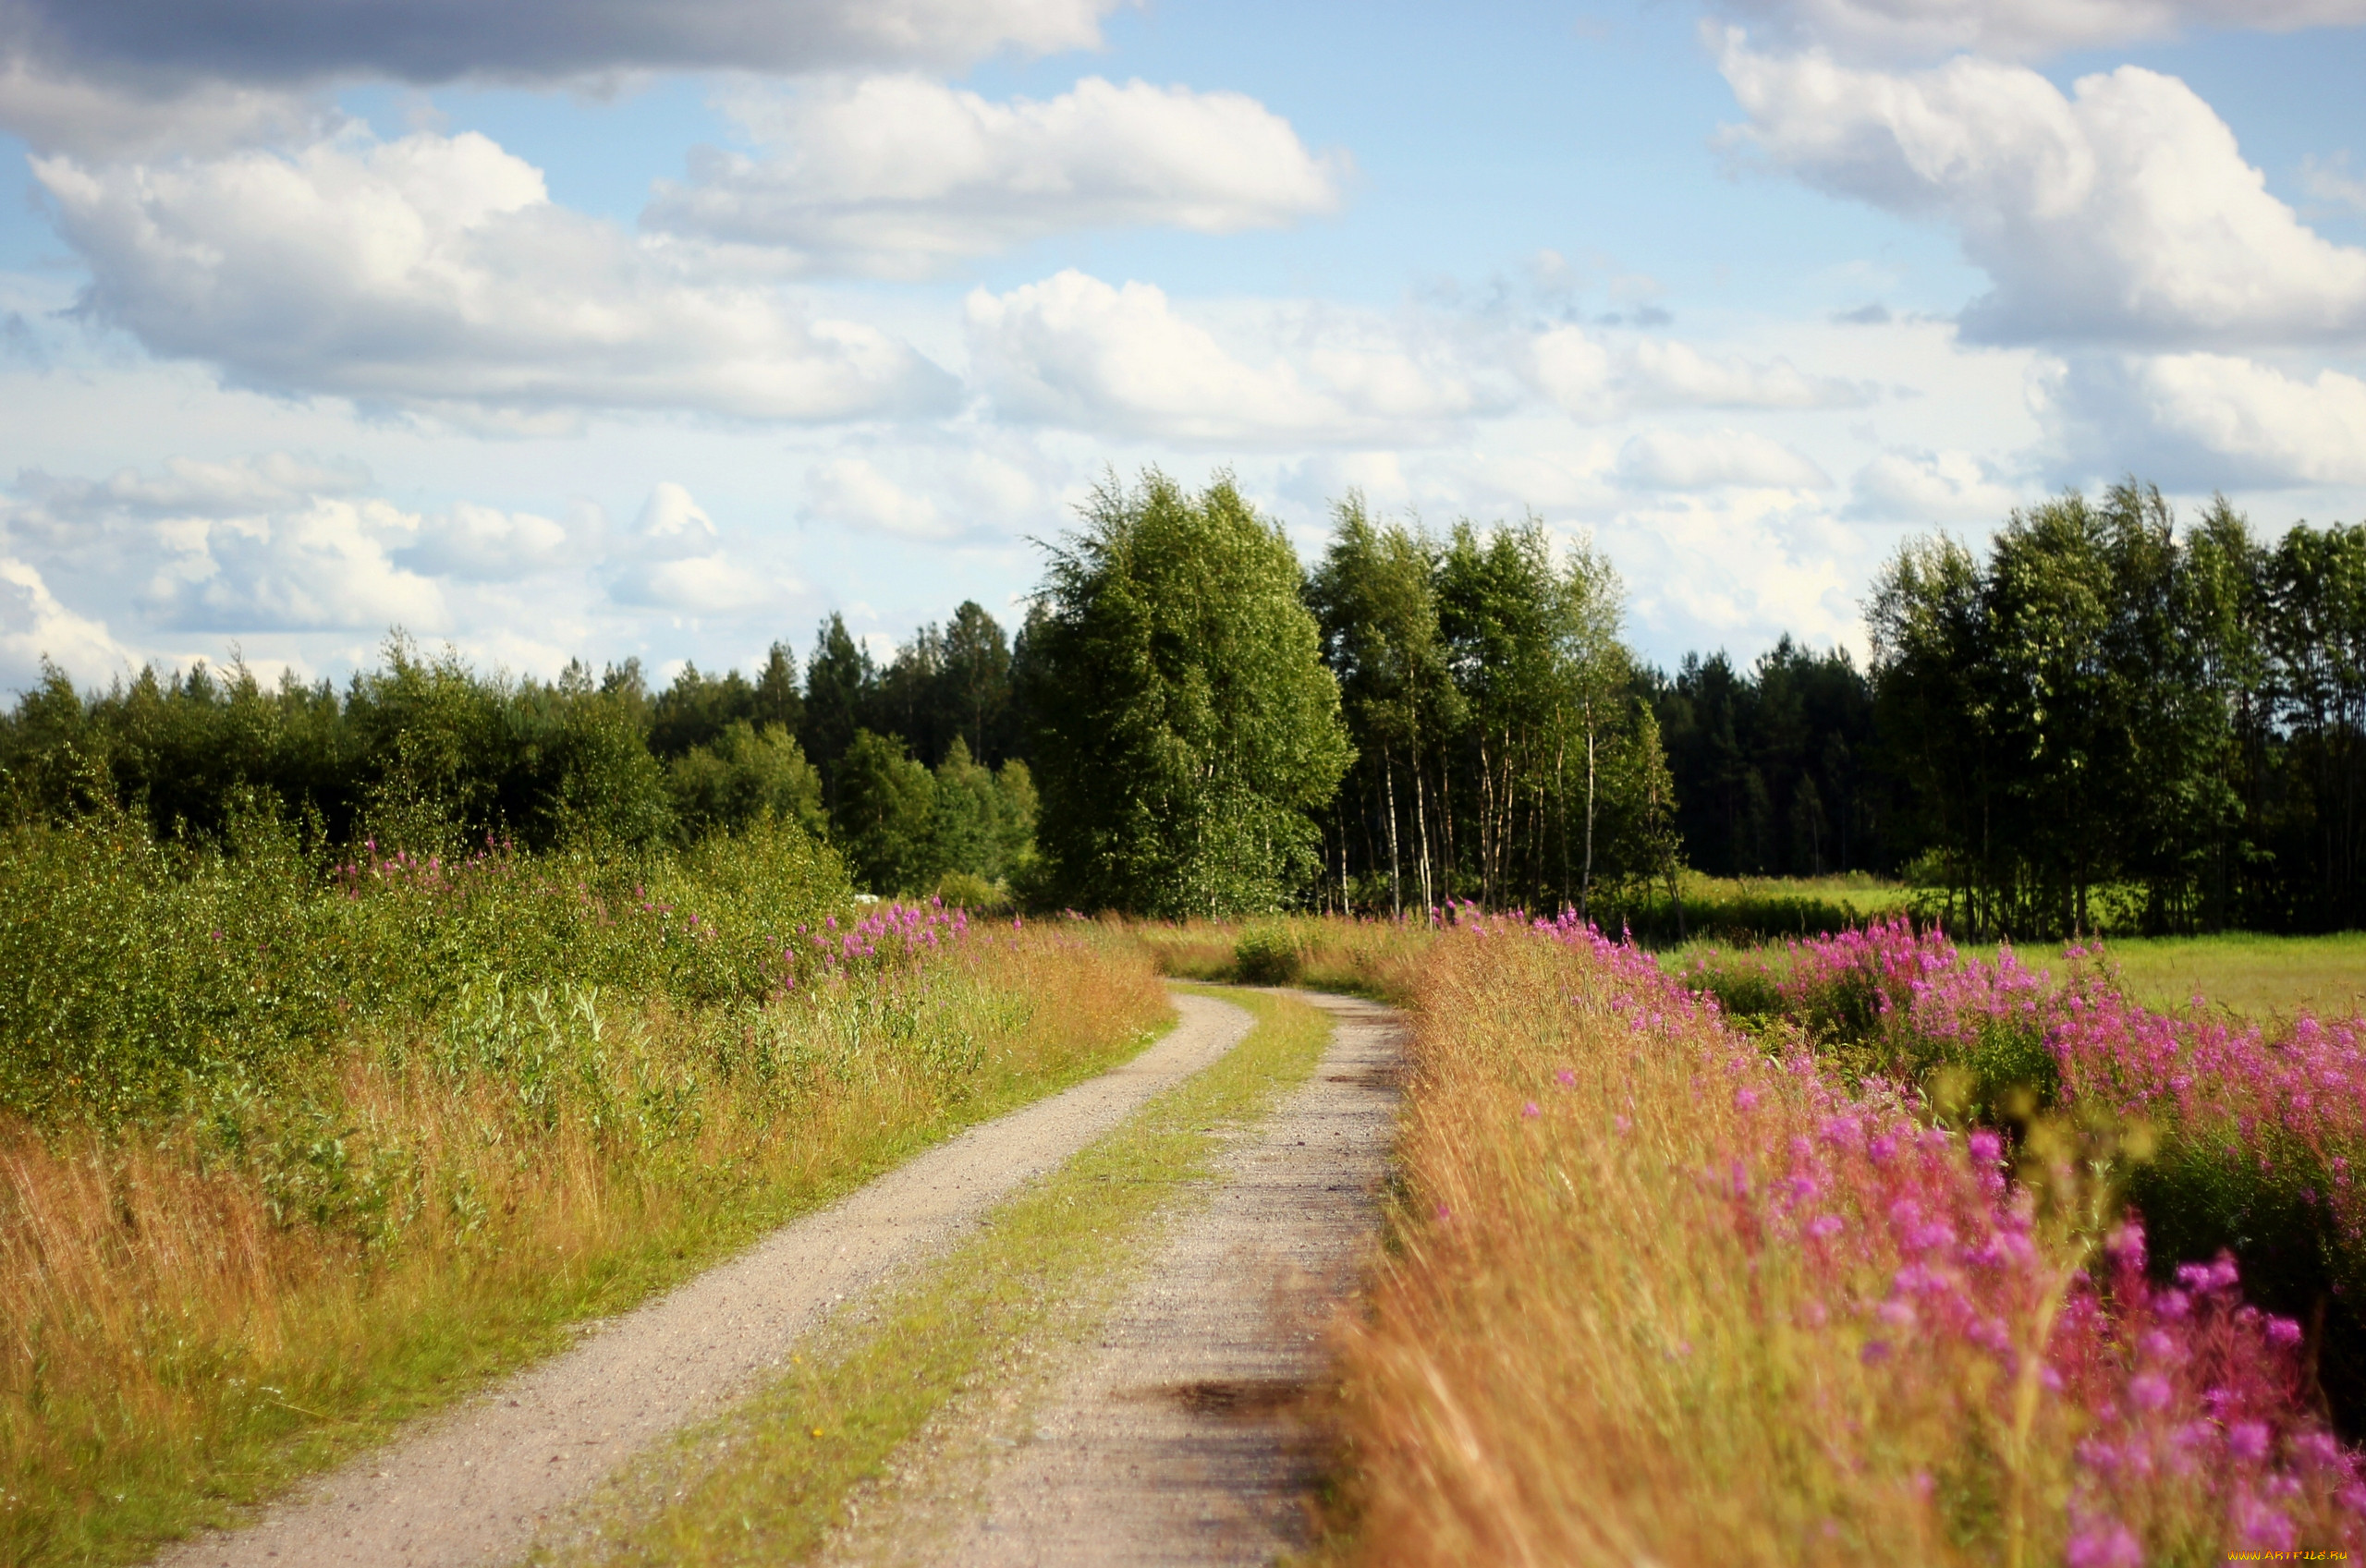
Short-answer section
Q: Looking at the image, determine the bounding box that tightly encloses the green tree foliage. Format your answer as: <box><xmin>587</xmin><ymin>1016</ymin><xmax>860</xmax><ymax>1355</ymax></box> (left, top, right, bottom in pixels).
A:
<box><xmin>666</xmin><ymin>720</ymin><xmax>827</xmax><ymax>842</ymax></box>
<box><xmin>941</xmin><ymin>601</ymin><xmax>1020</xmax><ymax>763</ymax></box>
<box><xmin>930</xmin><ymin>738</ymin><xmax>1037</xmax><ymax>886</ymax></box>
<box><xmin>1308</xmin><ymin>495</ymin><xmax>1462</xmax><ymax>917</ymax></box>
<box><xmin>647</xmin><ymin>646</ymin><xmax>802</xmax><ymax>759</ymax></box>
<box><xmin>1606</xmin><ymin>699</ymin><xmax>1686</xmax><ymax>927</ymax></box>
<box><xmin>1025</xmin><ymin>471</ymin><xmax>1353</xmax><ymax>915</ymax></box>
<box><xmin>1308</xmin><ymin>500</ymin><xmax>1669</xmax><ymax>918</ymax></box>
<box><xmin>0</xmin><ymin>615</ymin><xmax>1037</xmax><ymax>881</ymax></box>
<box><xmin>0</xmin><ymin>638</ymin><xmax>677</xmax><ymax>854</ymax></box>
<box><xmin>799</xmin><ymin>613</ymin><xmax>876</xmax><ymax>791</ymax></box>
<box><xmin>1645</xmin><ymin>637</ymin><xmax>1884</xmax><ymax>881</ymax></box>
<box><xmin>1868</xmin><ymin>482</ymin><xmax>2366</xmax><ymax>936</ymax></box>
<box><xmin>830</xmin><ymin>728</ymin><xmax>938</xmax><ymax>894</ymax></box>
<box><xmin>869</xmin><ymin>602</ymin><xmax>1020</xmax><ymax>770</ymax></box>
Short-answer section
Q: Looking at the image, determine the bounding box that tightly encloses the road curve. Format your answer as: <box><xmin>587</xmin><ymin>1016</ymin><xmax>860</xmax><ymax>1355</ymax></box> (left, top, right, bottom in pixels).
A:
<box><xmin>152</xmin><ymin>992</ymin><xmax>1258</xmax><ymax>1568</ymax></box>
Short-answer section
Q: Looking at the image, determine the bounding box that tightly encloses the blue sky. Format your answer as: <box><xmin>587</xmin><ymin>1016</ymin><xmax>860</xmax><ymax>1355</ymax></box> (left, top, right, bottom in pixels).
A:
<box><xmin>0</xmin><ymin>0</ymin><xmax>2362</xmax><ymax>690</ymax></box>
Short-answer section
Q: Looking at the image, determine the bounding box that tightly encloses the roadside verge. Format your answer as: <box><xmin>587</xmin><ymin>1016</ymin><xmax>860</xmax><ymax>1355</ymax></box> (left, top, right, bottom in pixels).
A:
<box><xmin>150</xmin><ymin>991</ymin><xmax>1256</xmax><ymax>1568</ymax></box>
<box><xmin>534</xmin><ymin>986</ymin><xmax>1341</xmax><ymax>1568</ymax></box>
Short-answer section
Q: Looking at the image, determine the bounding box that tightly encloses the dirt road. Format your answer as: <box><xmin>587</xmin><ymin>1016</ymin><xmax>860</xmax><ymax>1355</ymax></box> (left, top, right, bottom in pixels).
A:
<box><xmin>152</xmin><ymin>994</ymin><xmax>1257</xmax><ymax>1568</ymax></box>
<box><xmin>849</xmin><ymin>991</ymin><xmax>1407</xmax><ymax>1568</ymax></box>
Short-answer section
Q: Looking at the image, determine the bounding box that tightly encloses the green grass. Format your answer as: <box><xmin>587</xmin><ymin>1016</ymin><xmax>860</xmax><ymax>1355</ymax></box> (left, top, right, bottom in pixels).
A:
<box><xmin>2089</xmin><ymin>930</ymin><xmax>2366</xmax><ymax>1021</ymax></box>
<box><xmin>537</xmin><ymin>985</ymin><xmax>1335</xmax><ymax>1568</ymax></box>
<box><xmin>1657</xmin><ymin>926</ymin><xmax>2366</xmax><ymax>1026</ymax></box>
<box><xmin>1677</xmin><ymin>870</ymin><xmax>1913</xmax><ymax>908</ymax></box>
<box><xmin>1592</xmin><ymin>870</ymin><xmax>1911</xmax><ymax>948</ymax></box>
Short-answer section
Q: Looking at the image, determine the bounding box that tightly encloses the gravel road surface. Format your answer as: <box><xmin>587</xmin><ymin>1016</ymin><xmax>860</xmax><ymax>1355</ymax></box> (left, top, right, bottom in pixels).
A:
<box><xmin>932</xmin><ymin>990</ymin><xmax>1405</xmax><ymax>1567</ymax></box>
<box><xmin>151</xmin><ymin>992</ymin><xmax>1256</xmax><ymax>1568</ymax></box>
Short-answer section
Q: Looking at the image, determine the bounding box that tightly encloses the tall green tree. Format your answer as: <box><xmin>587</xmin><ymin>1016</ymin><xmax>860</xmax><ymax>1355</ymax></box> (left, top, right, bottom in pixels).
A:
<box><xmin>1024</xmin><ymin>471</ymin><xmax>1353</xmax><ymax>916</ymax></box>
<box><xmin>1432</xmin><ymin>518</ymin><xmax>1628</xmax><ymax>912</ymax></box>
<box><xmin>752</xmin><ymin>641</ymin><xmax>803</xmax><ymax>735</ymax></box>
<box><xmin>1871</xmin><ymin>483</ymin><xmax>2267</xmax><ymax>937</ymax></box>
<box><xmin>928</xmin><ymin>738</ymin><xmax>1036</xmax><ymax>884</ymax></box>
<box><xmin>1308</xmin><ymin>495</ymin><xmax>1461</xmax><ymax>917</ymax></box>
<box><xmin>2263</xmin><ymin>520</ymin><xmax>2366</xmax><ymax>927</ymax></box>
<box><xmin>830</xmin><ymin>728</ymin><xmax>937</xmax><ymax>894</ymax></box>
<box><xmin>648</xmin><ymin>662</ymin><xmax>757</xmax><ymax>758</ymax></box>
<box><xmin>941</xmin><ymin>602</ymin><xmax>1018</xmax><ymax>764</ymax></box>
<box><xmin>800</xmin><ymin>613</ymin><xmax>875</xmax><ymax>796</ymax></box>
<box><xmin>666</xmin><ymin>721</ymin><xmax>826</xmax><ymax>843</ymax></box>
<box><xmin>1645</xmin><ymin>638</ymin><xmax>1883</xmax><ymax>881</ymax></box>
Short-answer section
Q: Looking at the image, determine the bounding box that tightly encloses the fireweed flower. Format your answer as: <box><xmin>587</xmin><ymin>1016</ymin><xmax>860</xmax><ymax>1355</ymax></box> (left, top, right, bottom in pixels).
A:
<box><xmin>1507</xmin><ymin>910</ymin><xmax>2366</xmax><ymax>1554</ymax></box>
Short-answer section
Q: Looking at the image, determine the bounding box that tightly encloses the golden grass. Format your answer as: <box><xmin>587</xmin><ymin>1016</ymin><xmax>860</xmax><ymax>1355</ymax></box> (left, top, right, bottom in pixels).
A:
<box><xmin>1320</xmin><ymin>926</ymin><xmax>2288</xmax><ymax>1568</ymax></box>
<box><xmin>540</xmin><ymin>986</ymin><xmax>1335</xmax><ymax>1567</ymax></box>
<box><xmin>0</xmin><ymin>931</ymin><xmax>1167</xmax><ymax>1567</ymax></box>
<box><xmin>1106</xmin><ymin>913</ymin><xmax>1437</xmax><ymax>1003</ymax></box>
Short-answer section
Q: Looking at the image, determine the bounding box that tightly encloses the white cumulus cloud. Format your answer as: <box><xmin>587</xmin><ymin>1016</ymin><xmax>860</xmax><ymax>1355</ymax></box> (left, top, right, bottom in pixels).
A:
<box><xmin>647</xmin><ymin>75</ymin><xmax>1347</xmax><ymax>276</ymax></box>
<box><xmin>1603</xmin><ymin>492</ymin><xmax>1871</xmax><ymax>658</ymax></box>
<box><xmin>2051</xmin><ymin>352</ymin><xmax>2366</xmax><ymax>488</ymax></box>
<box><xmin>1708</xmin><ymin>0</ymin><xmax>2366</xmax><ymax>64</ymax></box>
<box><xmin>605</xmin><ymin>482</ymin><xmax>792</xmax><ymax>614</ymax></box>
<box><xmin>0</xmin><ymin>556</ymin><xmax>131</xmax><ymax>687</ymax></box>
<box><xmin>0</xmin><ymin>453</ymin><xmax>613</xmax><ymax>639</ymax></box>
<box><xmin>1719</xmin><ymin>38</ymin><xmax>2366</xmax><ymax>349</ymax></box>
<box><xmin>612</xmin><ymin>555</ymin><xmax>790</xmax><ymax>615</ymax></box>
<box><xmin>1845</xmin><ymin>450</ymin><xmax>2025</xmax><ymax>523</ymax></box>
<box><xmin>630</xmin><ymin>481</ymin><xmax>722</xmax><ymax>558</ymax></box>
<box><xmin>1616</xmin><ymin>428</ymin><xmax>1833</xmax><ymax>492</ymax></box>
<box><xmin>34</xmin><ymin>128</ymin><xmax>958</xmax><ymax>422</ymax></box>
<box><xmin>1532</xmin><ymin>323</ymin><xmax>1872</xmax><ymax>420</ymax></box>
<box><xmin>145</xmin><ymin>496</ymin><xmax>446</xmax><ymax>632</ymax></box>
<box><xmin>803</xmin><ymin>458</ymin><xmax>955</xmax><ymax>541</ymax></box>
<box><xmin>965</xmin><ymin>270</ymin><xmax>1507</xmax><ymax>445</ymax></box>
<box><xmin>399</xmin><ymin>503</ymin><xmax>572</xmax><ymax>581</ymax></box>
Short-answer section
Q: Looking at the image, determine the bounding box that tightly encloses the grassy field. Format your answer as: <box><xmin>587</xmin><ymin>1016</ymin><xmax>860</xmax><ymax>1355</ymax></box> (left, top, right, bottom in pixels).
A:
<box><xmin>1659</xmin><ymin>928</ymin><xmax>2366</xmax><ymax>1023</ymax></box>
<box><xmin>2095</xmin><ymin>930</ymin><xmax>2366</xmax><ymax>1020</ymax></box>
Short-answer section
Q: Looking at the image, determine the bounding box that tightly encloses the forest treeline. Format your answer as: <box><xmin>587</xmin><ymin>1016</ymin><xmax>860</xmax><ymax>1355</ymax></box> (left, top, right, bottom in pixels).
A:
<box><xmin>0</xmin><ymin>608</ymin><xmax>1039</xmax><ymax>901</ymax></box>
<box><xmin>1870</xmin><ymin>482</ymin><xmax>2366</xmax><ymax>936</ymax></box>
<box><xmin>1</xmin><ymin>472</ymin><xmax>2360</xmax><ymax>935</ymax></box>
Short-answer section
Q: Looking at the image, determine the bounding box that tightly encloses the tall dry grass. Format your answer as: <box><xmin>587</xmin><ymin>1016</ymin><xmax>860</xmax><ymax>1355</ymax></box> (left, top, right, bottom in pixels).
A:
<box><xmin>1111</xmin><ymin>912</ymin><xmax>1438</xmax><ymax>1002</ymax></box>
<box><xmin>1332</xmin><ymin>919</ymin><xmax>2363</xmax><ymax>1567</ymax></box>
<box><xmin>0</xmin><ymin>928</ymin><xmax>1165</xmax><ymax>1566</ymax></box>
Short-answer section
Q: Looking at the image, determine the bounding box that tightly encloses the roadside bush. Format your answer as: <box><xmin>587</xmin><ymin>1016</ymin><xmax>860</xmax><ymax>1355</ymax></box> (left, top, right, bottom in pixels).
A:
<box><xmin>0</xmin><ymin>806</ymin><xmax>851</xmax><ymax>1125</ymax></box>
<box><xmin>1233</xmin><ymin>925</ymin><xmax>1303</xmax><ymax>984</ymax></box>
<box><xmin>665</xmin><ymin>722</ymin><xmax>826</xmax><ymax>843</ymax></box>
<box><xmin>933</xmin><ymin>871</ymin><xmax>1009</xmax><ymax>914</ymax></box>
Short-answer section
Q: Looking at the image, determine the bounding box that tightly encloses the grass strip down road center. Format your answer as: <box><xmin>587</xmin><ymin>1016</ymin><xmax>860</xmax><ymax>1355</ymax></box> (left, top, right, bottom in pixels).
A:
<box><xmin>535</xmin><ymin>985</ymin><xmax>1335</xmax><ymax>1568</ymax></box>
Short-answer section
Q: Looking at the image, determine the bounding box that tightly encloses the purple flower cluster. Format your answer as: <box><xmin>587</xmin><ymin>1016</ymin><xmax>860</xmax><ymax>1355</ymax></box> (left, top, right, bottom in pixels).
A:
<box><xmin>1774</xmin><ymin>913</ymin><xmax>1962</xmax><ymax>1039</ymax></box>
<box><xmin>1518</xmin><ymin>906</ymin><xmax>2366</xmax><ymax>1553</ymax></box>
<box><xmin>332</xmin><ymin>836</ymin><xmax>515</xmax><ymax>898</ymax></box>
<box><xmin>1779</xmin><ymin>920</ymin><xmax>2366</xmax><ymax>1269</ymax></box>
<box><xmin>776</xmin><ymin>896</ymin><xmax>972</xmax><ymax>994</ymax></box>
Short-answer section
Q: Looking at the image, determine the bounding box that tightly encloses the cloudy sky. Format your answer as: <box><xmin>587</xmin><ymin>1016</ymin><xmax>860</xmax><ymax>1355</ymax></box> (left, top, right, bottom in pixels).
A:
<box><xmin>2</xmin><ymin>0</ymin><xmax>2362</xmax><ymax>691</ymax></box>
